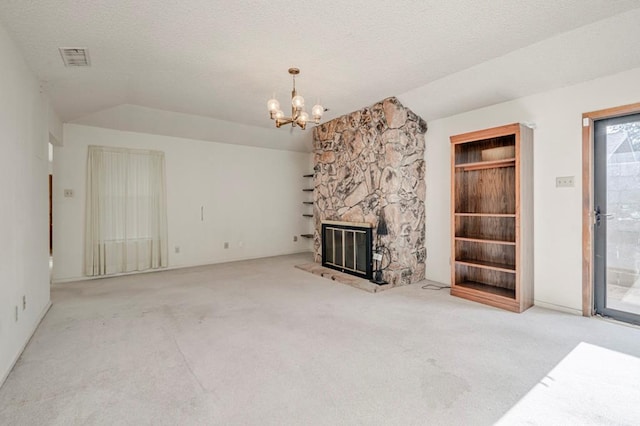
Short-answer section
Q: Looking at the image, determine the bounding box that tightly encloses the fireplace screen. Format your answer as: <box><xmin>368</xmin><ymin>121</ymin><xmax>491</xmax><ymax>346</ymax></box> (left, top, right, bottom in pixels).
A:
<box><xmin>322</xmin><ymin>223</ymin><xmax>372</xmax><ymax>279</ymax></box>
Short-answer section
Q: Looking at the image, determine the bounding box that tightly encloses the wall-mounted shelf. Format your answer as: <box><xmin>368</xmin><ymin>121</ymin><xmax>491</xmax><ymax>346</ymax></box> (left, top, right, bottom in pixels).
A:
<box><xmin>450</xmin><ymin>123</ymin><xmax>533</xmax><ymax>313</ymax></box>
<box><xmin>301</xmin><ymin>173</ymin><xmax>314</xmax><ymax>241</ymax></box>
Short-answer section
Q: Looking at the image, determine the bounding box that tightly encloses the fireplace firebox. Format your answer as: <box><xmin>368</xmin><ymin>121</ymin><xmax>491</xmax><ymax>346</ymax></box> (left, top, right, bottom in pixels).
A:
<box><xmin>321</xmin><ymin>221</ymin><xmax>373</xmax><ymax>279</ymax></box>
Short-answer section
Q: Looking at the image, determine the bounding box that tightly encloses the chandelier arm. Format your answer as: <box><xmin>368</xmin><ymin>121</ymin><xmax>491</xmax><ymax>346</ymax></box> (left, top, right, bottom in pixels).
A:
<box><xmin>276</xmin><ymin>117</ymin><xmax>294</xmax><ymax>128</ymax></box>
<box><xmin>295</xmin><ymin>117</ymin><xmax>307</xmax><ymax>130</ymax></box>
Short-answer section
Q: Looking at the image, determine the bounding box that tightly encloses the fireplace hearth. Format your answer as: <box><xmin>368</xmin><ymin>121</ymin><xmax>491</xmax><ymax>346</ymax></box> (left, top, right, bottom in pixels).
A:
<box><xmin>321</xmin><ymin>221</ymin><xmax>372</xmax><ymax>279</ymax></box>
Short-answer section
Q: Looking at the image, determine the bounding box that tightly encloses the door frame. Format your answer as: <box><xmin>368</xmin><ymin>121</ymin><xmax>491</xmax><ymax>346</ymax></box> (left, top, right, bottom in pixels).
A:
<box><xmin>582</xmin><ymin>102</ymin><xmax>640</xmax><ymax>316</ymax></box>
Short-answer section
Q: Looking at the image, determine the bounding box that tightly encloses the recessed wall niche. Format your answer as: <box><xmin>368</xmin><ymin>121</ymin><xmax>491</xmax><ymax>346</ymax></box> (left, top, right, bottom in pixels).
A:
<box><xmin>312</xmin><ymin>97</ymin><xmax>427</xmax><ymax>287</ymax></box>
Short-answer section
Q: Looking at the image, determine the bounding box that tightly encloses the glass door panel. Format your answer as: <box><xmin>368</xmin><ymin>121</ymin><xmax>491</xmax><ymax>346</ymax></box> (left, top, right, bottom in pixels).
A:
<box><xmin>594</xmin><ymin>113</ymin><xmax>640</xmax><ymax>324</ymax></box>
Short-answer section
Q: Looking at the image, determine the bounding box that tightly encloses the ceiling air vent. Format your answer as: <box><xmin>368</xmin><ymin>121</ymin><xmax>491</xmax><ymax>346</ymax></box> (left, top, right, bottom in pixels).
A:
<box><xmin>59</xmin><ymin>48</ymin><xmax>90</xmax><ymax>67</ymax></box>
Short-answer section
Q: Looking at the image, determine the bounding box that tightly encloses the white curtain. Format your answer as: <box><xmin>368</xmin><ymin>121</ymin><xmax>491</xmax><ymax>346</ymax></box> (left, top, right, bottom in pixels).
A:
<box><xmin>85</xmin><ymin>145</ymin><xmax>168</xmax><ymax>276</ymax></box>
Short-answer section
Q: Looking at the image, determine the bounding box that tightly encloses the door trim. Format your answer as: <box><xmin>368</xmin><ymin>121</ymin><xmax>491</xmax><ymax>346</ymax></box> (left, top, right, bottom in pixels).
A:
<box><xmin>582</xmin><ymin>102</ymin><xmax>640</xmax><ymax>316</ymax></box>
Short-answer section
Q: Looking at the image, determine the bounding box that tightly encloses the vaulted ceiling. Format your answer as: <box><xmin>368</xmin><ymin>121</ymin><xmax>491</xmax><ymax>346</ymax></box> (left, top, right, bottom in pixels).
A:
<box><xmin>1</xmin><ymin>1</ymin><xmax>640</xmax><ymax>151</ymax></box>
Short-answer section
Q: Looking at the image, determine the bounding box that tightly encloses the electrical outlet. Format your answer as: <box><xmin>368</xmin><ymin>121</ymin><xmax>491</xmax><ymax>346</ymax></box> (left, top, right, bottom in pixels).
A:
<box><xmin>174</xmin><ymin>246</ymin><xmax>180</xmax><ymax>254</ymax></box>
<box><xmin>293</xmin><ymin>236</ymin><xmax>298</xmax><ymax>242</ymax></box>
<box><xmin>63</xmin><ymin>189</ymin><xmax>74</xmax><ymax>198</ymax></box>
<box><xmin>556</xmin><ymin>176</ymin><xmax>575</xmax><ymax>188</ymax></box>
<box><xmin>238</xmin><ymin>241</ymin><xmax>244</xmax><ymax>248</ymax></box>
<box><xmin>22</xmin><ymin>295</ymin><xmax>26</xmax><ymax>311</ymax></box>
<box><xmin>224</xmin><ymin>242</ymin><xmax>229</xmax><ymax>249</ymax></box>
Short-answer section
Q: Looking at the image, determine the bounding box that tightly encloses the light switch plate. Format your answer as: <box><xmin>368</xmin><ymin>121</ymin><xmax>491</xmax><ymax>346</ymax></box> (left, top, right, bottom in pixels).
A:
<box><xmin>556</xmin><ymin>176</ymin><xmax>575</xmax><ymax>188</ymax></box>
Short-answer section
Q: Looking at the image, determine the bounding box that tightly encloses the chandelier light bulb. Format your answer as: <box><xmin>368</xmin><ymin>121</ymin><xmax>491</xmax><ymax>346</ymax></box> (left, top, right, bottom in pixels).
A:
<box><xmin>267</xmin><ymin>98</ymin><xmax>280</xmax><ymax>113</ymax></box>
<box><xmin>298</xmin><ymin>111</ymin><xmax>309</xmax><ymax>123</ymax></box>
<box><xmin>275</xmin><ymin>110</ymin><xmax>284</xmax><ymax>119</ymax></box>
<box><xmin>292</xmin><ymin>95</ymin><xmax>305</xmax><ymax>109</ymax></box>
<box><xmin>311</xmin><ymin>104</ymin><xmax>324</xmax><ymax>120</ymax></box>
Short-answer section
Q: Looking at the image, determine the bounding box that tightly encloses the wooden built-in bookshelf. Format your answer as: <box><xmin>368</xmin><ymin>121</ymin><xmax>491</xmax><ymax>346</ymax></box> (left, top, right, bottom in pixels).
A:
<box><xmin>450</xmin><ymin>123</ymin><xmax>533</xmax><ymax>313</ymax></box>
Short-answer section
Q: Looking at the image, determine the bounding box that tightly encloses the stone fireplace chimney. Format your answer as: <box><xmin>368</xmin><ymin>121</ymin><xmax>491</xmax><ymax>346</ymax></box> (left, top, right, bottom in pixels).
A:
<box><xmin>312</xmin><ymin>97</ymin><xmax>427</xmax><ymax>287</ymax></box>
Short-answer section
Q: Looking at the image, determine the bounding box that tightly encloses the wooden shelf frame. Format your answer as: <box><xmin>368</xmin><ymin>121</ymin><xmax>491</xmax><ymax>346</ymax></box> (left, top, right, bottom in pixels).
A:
<box><xmin>450</xmin><ymin>123</ymin><xmax>533</xmax><ymax>313</ymax></box>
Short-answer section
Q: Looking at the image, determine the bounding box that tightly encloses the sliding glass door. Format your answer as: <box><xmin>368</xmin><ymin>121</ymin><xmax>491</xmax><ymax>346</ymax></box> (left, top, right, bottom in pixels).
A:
<box><xmin>594</xmin><ymin>113</ymin><xmax>640</xmax><ymax>324</ymax></box>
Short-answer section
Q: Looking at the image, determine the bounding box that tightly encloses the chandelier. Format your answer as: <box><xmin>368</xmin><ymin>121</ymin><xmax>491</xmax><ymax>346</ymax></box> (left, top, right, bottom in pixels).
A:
<box><xmin>267</xmin><ymin>67</ymin><xmax>324</xmax><ymax>130</ymax></box>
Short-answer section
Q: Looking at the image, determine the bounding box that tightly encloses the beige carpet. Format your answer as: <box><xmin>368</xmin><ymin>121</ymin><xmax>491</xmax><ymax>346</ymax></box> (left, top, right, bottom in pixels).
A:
<box><xmin>1</xmin><ymin>252</ymin><xmax>640</xmax><ymax>425</ymax></box>
<box><xmin>497</xmin><ymin>342</ymin><xmax>640</xmax><ymax>424</ymax></box>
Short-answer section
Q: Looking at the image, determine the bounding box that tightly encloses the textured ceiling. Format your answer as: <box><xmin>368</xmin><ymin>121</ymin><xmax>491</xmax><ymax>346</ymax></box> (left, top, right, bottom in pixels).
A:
<box><xmin>1</xmin><ymin>0</ymin><xmax>640</xmax><ymax>139</ymax></box>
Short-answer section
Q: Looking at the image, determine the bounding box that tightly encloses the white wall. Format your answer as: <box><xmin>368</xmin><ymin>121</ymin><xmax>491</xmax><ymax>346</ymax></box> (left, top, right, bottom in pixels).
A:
<box><xmin>72</xmin><ymin>104</ymin><xmax>313</xmax><ymax>153</ymax></box>
<box><xmin>0</xmin><ymin>25</ymin><xmax>51</xmax><ymax>385</ymax></box>
<box><xmin>47</xmin><ymin>103</ymin><xmax>63</xmax><ymax>146</ymax></box>
<box><xmin>422</xmin><ymin>67</ymin><xmax>640</xmax><ymax>314</ymax></box>
<box><xmin>53</xmin><ymin>124</ymin><xmax>313</xmax><ymax>281</ymax></box>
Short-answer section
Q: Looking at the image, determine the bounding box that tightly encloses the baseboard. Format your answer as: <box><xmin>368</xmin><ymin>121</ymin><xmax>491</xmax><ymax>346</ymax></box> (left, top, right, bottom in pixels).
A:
<box><xmin>0</xmin><ymin>301</ymin><xmax>52</xmax><ymax>388</ymax></box>
<box><xmin>534</xmin><ymin>299</ymin><xmax>582</xmax><ymax>316</ymax></box>
<box><xmin>52</xmin><ymin>251</ymin><xmax>315</xmax><ymax>284</ymax></box>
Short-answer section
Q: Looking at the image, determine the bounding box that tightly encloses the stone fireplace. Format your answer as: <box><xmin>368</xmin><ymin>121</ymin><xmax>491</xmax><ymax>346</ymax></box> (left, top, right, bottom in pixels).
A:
<box><xmin>313</xmin><ymin>97</ymin><xmax>427</xmax><ymax>287</ymax></box>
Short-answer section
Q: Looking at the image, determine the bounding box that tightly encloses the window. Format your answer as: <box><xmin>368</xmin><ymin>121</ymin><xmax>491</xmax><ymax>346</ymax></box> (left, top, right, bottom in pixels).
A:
<box><xmin>85</xmin><ymin>145</ymin><xmax>168</xmax><ymax>276</ymax></box>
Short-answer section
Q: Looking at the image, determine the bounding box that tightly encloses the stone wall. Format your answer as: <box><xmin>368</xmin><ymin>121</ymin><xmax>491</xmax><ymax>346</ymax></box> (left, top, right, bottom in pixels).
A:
<box><xmin>312</xmin><ymin>97</ymin><xmax>427</xmax><ymax>287</ymax></box>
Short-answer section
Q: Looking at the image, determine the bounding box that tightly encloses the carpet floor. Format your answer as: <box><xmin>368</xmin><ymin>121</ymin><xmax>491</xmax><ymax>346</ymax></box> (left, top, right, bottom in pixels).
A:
<box><xmin>1</xmin><ymin>253</ymin><xmax>639</xmax><ymax>425</ymax></box>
